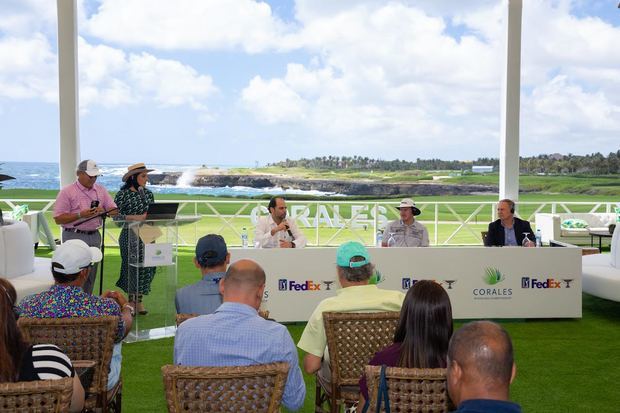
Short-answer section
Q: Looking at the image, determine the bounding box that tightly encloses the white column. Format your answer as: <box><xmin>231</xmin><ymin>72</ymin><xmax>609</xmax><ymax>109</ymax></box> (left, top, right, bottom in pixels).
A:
<box><xmin>499</xmin><ymin>0</ymin><xmax>522</xmax><ymax>201</ymax></box>
<box><xmin>57</xmin><ymin>0</ymin><xmax>80</xmax><ymax>187</ymax></box>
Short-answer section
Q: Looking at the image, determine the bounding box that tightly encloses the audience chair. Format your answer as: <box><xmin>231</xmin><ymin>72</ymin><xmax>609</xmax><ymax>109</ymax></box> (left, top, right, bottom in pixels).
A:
<box><xmin>176</xmin><ymin>310</ymin><xmax>271</xmax><ymax>326</ymax></box>
<box><xmin>161</xmin><ymin>362</ymin><xmax>289</xmax><ymax>413</ymax></box>
<box><xmin>0</xmin><ymin>377</ymin><xmax>73</xmax><ymax>413</ymax></box>
<box><xmin>18</xmin><ymin>316</ymin><xmax>121</xmax><ymax>412</ymax></box>
<box><xmin>365</xmin><ymin>366</ymin><xmax>452</xmax><ymax>413</ymax></box>
<box><xmin>316</xmin><ymin>311</ymin><xmax>400</xmax><ymax>413</ymax></box>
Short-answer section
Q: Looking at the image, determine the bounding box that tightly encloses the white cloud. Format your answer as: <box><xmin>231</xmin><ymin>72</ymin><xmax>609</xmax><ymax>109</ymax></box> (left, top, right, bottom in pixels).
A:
<box><xmin>241</xmin><ymin>75</ymin><xmax>307</xmax><ymax>123</ymax></box>
<box><xmin>0</xmin><ymin>34</ymin><xmax>57</xmax><ymax>101</ymax></box>
<box><xmin>86</xmin><ymin>0</ymin><xmax>293</xmax><ymax>53</ymax></box>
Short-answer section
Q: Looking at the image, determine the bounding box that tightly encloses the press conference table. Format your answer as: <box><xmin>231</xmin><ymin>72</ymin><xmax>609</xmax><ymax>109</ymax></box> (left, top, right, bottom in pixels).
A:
<box><xmin>231</xmin><ymin>246</ymin><xmax>582</xmax><ymax>322</ymax></box>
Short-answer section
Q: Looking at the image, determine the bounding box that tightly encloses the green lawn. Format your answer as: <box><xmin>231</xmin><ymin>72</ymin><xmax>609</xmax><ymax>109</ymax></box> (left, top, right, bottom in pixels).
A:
<box><xmin>31</xmin><ymin>246</ymin><xmax>620</xmax><ymax>412</ymax></box>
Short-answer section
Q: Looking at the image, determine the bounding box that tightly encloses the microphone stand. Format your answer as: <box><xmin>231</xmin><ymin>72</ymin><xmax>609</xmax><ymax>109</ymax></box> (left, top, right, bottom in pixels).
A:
<box><xmin>75</xmin><ymin>207</ymin><xmax>118</xmax><ymax>295</ymax></box>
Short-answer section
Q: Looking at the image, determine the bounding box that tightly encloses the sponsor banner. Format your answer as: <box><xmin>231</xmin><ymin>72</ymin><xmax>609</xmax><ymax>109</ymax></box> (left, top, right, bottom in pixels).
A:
<box><xmin>232</xmin><ymin>247</ymin><xmax>582</xmax><ymax>322</ymax></box>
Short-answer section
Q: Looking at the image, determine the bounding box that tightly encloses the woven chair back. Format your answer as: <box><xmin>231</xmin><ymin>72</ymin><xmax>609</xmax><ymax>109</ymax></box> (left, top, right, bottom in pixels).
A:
<box><xmin>323</xmin><ymin>311</ymin><xmax>400</xmax><ymax>387</ymax></box>
<box><xmin>17</xmin><ymin>316</ymin><xmax>117</xmax><ymax>398</ymax></box>
<box><xmin>365</xmin><ymin>366</ymin><xmax>451</xmax><ymax>413</ymax></box>
<box><xmin>175</xmin><ymin>313</ymin><xmax>198</xmax><ymax>326</ymax></box>
<box><xmin>161</xmin><ymin>362</ymin><xmax>289</xmax><ymax>413</ymax></box>
<box><xmin>0</xmin><ymin>377</ymin><xmax>73</xmax><ymax>413</ymax></box>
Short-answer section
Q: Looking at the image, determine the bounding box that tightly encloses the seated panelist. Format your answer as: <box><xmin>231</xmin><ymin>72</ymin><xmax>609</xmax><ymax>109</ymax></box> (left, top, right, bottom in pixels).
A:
<box><xmin>484</xmin><ymin>199</ymin><xmax>534</xmax><ymax>247</ymax></box>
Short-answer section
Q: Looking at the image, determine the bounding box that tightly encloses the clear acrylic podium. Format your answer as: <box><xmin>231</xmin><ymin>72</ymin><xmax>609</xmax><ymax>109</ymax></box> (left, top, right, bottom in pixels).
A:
<box><xmin>122</xmin><ymin>216</ymin><xmax>199</xmax><ymax>342</ymax></box>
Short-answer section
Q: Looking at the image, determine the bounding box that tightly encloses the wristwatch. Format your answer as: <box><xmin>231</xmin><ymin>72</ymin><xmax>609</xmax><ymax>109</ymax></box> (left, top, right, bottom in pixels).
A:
<box><xmin>122</xmin><ymin>303</ymin><xmax>135</xmax><ymax>316</ymax></box>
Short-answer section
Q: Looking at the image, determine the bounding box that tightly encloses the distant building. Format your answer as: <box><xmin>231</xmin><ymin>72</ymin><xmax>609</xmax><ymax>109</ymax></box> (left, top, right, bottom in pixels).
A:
<box><xmin>472</xmin><ymin>165</ymin><xmax>494</xmax><ymax>173</ymax></box>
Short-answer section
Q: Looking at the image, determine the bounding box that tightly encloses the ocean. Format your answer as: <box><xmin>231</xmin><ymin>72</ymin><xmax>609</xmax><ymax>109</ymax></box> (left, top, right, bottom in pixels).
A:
<box><xmin>0</xmin><ymin>161</ymin><xmax>337</xmax><ymax>197</ymax></box>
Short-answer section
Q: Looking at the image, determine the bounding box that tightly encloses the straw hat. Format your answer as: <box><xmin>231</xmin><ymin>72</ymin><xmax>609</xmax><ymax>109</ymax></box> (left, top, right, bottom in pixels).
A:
<box><xmin>122</xmin><ymin>163</ymin><xmax>154</xmax><ymax>182</ymax></box>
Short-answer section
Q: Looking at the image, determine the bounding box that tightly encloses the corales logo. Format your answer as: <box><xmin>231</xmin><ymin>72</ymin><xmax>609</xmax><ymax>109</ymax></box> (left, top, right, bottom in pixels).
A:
<box><xmin>472</xmin><ymin>268</ymin><xmax>512</xmax><ymax>299</ymax></box>
<box><xmin>521</xmin><ymin>277</ymin><xmax>574</xmax><ymax>289</ymax></box>
<box><xmin>278</xmin><ymin>279</ymin><xmax>322</xmax><ymax>291</ymax></box>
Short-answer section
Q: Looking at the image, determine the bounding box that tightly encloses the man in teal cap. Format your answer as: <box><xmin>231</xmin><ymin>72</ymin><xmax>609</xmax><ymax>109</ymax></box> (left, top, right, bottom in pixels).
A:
<box><xmin>297</xmin><ymin>241</ymin><xmax>405</xmax><ymax>375</ymax></box>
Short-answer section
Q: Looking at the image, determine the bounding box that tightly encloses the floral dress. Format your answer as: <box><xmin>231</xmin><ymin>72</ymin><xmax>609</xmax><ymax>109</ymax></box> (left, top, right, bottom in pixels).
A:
<box><xmin>114</xmin><ymin>188</ymin><xmax>156</xmax><ymax>295</ymax></box>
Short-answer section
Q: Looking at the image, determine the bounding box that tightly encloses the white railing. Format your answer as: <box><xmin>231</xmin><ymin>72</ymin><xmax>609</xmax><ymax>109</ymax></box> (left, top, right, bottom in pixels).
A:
<box><xmin>1</xmin><ymin>198</ymin><xmax>618</xmax><ymax>247</ymax></box>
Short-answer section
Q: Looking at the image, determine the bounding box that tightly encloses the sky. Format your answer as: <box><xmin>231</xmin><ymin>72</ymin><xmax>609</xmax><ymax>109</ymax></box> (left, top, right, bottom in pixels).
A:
<box><xmin>1</xmin><ymin>0</ymin><xmax>619</xmax><ymax>166</ymax></box>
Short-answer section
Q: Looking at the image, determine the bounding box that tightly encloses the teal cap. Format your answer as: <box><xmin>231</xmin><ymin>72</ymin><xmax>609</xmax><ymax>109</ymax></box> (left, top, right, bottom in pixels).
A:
<box><xmin>336</xmin><ymin>241</ymin><xmax>370</xmax><ymax>268</ymax></box>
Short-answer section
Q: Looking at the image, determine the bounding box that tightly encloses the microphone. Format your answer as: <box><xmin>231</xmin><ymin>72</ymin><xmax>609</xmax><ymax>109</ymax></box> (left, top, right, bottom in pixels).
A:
<box><xmin>137</xmin><ymin>186</ymin><xmax>146</xmax><ymax>203</ymax></box>
<box><xmin>283</xmin><ymin>219</ymin><xmax>294</xmax><ymax>239</ymax></box>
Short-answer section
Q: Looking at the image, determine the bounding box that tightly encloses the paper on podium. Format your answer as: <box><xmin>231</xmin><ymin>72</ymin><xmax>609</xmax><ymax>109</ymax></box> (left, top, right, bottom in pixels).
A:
<box><xmin>131</xmin><ymin>224</ymin><xmax>163</xmax><ymax>244</ymax></box>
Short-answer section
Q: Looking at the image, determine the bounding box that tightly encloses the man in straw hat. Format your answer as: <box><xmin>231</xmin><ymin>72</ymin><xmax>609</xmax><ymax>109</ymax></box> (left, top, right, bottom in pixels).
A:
<box><xmin>382</xmin><ymin>198</ymin><xmax>429</xmax><ymax>247</ymax></box>
<box><xmin>53</xmin><ymin>159</ymin><xmax>117</xmax><ymax>294</ymax></box>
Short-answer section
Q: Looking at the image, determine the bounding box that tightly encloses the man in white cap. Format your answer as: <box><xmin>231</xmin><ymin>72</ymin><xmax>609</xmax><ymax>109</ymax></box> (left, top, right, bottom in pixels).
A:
<box><xmin>382</xmin><ymin>198</ymin><xmax>429</xmax><ymax>247</ymax></box>
<box><xmin>53</xmin><ymin>159</ymin><xmax>118</xmax><ymax>294</ymax></box>
<box><xmin>17</xmin><ymin>239</ymin><xmax>133</xmax><ymax>392</ymax></box>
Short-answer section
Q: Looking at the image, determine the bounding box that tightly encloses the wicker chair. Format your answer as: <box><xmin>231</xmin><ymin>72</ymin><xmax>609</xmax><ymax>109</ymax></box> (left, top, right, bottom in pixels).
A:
<box><xmin>0</xmin><ymin>377</ymin><xmax>73</xmax><ymax>413</ymax></box>
<box><xmin>18</xmin><ymin>316</ymin><xmax>122</xmax><ymax>412</ymax></box>
<box><xmin>365</xmin><ymin>366</ymin><xmax>451</xmax><ymax>413</ymax></box>
<box><xmin>176</xmin><ymin>310</ymin><xmax>270</xmax><ymax>326</ymax></box>
<box><xmin>175</xmin><ymin>313</ymin><xmax>198</xmax><ymax>326</ymax></box>
<box><xmin>161</xmin><ymin>362</ymin><xmax>289</xmax><ymax>413</ymax></box>
<box><xmin>316</xmin><ymin>311</ymin><xmax>400</xmax><ymax>413</ymax></box>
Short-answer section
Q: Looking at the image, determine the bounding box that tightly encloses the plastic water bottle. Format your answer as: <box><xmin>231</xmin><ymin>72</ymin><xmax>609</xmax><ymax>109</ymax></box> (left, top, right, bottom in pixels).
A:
<box><xmin>535</xmin><ymin>229</ymin><xmax>542</xmax><ymax>247</ymax></box>
<box><xmin>376</xmin><ymin>230</ymin><xmax>383</xmax><ymax>247</ymax></box>
<box><xmin>241</xmin><ymin>227</ymin><xmax>248</xmax><ymax>248</ymax></box>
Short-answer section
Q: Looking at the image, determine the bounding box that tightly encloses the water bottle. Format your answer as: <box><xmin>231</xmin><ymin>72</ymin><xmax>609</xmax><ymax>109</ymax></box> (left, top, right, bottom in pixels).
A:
<box><xmin>376</xmin><ymin>230</ymin><xmax>383</xmax><ymax>247</ymax></box>
<box><xmin>535</xmin><ymin>228</ymin><xmax>542</xmax><ymax>247</ymax></box>
<box><xmin>241</xmin><ymin>227</ymin><xmax>248</xmax><ymax>248</ymax></box>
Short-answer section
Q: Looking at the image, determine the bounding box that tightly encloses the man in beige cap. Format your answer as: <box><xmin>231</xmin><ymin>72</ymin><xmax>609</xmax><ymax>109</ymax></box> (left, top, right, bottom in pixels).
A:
<box><xmin>382</xmin><ymin>198</ymin><xmax>429</xmax><ymax>247</ymax></box>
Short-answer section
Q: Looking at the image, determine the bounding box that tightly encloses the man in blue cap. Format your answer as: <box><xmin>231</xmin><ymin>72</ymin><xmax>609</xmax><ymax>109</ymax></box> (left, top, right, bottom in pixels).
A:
<box><xmin>297</xmin><ymin>241</ymin><xmax>405</xmax><ymax>375</ymax></box>
<box><xmin>175</xmin><ymin>234</ymin><xmax>229</xmax><ymax>315</ymax></box>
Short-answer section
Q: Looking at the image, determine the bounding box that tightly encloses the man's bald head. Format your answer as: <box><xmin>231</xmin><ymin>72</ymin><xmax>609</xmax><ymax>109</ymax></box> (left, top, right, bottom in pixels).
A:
<box><xmin>223</xmin><ymin>259</ymin><xmax>266</xmax><ymax>291</ymax></box>
<box><xmin>448</xmin><ymin>321</ymin><xmax>514</xmax><ymax>389</ymax></box>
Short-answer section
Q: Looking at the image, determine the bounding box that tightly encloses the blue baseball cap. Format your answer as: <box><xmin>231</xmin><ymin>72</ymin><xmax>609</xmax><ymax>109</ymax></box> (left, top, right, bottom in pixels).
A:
<box><xmin>336</xmin><ymin>241</ymin><xmax>370</xmax><ymax>268</ymax></box>
<box><xmin>196</xmin><ymin>234</ymin><xmax>227</xmax><ymax>266</ymax></box>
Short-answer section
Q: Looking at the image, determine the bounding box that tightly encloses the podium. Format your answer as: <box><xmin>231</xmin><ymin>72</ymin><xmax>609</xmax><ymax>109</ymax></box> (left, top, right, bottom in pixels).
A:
<box><xmin>122</xmin><ymin>216</ymin><xmax>199</xmax><ymax>342</ymax></box>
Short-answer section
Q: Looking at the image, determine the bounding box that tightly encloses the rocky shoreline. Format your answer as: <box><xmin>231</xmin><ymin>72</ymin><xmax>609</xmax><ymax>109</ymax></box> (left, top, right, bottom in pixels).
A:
<box><xmin>148</xmin><ymin>172</ymin><xmax>496</xmax><ymax>196</ymax></box>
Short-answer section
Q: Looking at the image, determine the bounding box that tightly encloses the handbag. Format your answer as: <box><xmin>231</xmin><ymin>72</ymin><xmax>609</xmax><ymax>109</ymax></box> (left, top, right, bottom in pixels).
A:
<box><xmin>361</xmin><ymin>365</ymin><xmax>391</xmax><ymax>413</ymax></box>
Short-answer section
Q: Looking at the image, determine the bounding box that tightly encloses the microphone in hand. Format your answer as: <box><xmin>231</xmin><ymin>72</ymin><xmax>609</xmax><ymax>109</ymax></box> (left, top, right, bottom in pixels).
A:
<box><xmin>283</xmin><ymin>219</ymin><xmax>294</xmax><ymax>239</ymax></box>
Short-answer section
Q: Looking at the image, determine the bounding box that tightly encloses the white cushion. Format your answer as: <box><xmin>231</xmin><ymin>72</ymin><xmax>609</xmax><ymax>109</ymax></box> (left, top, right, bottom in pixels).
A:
<box><xmin>13</xmin><ymin>257</ymin><xmax>54</xmax><ymax>303</ymax></box>
<box><xmin>610</xmin><ymin>227</ymin><xmax>620</xmax><ymax>268</ymax></box>
<box><xmin>0</xmin><ymin>221</ymin><xmax>34</xmax><ymax>278</ymax></box>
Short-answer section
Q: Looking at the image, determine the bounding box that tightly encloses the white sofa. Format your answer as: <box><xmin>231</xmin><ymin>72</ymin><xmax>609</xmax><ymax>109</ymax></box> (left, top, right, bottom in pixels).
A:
<box><xmin>535</xmin><ymin>213</ymin><xmax>616</xmax><ymax>245</ymax></box>
<box><xmin>0</xmin><ymin>220</ymin><xmax>53</xmax><ymax>303</ymax></box>
<box><xmin>582</xmin><ymin>227</ymin><xmax>620</xmax><ymax>302</ymax></box>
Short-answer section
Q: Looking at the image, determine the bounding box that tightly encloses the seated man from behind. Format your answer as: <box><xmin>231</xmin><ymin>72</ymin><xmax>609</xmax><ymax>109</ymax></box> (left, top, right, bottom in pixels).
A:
<box><xmin>175</xmin><ymin>234</ymin><xmax>229</xmax><ymax>315</ymax></box>
<box><xmin>174</xmin><ymin>259</ymin><xmax>305</xmax><ymax>411</ymax></box>
<box><xmin>484</xmin><ymin>199</ymin><xmax>534</xmax><ymax>247</ymax></box>
<box><xmin>447</xmin><ymin>320</ymin><xmax>521</xmax><ymax>413</ymax></box>
<box><xmin>17</xmin><ymin>239</ymin><xmax>133</xmax><ymax>391</ymax></box>
<box><xmin>297</xmin><ymin>241</ymin><xmax>405</xmax><ymax>375</ymax></box>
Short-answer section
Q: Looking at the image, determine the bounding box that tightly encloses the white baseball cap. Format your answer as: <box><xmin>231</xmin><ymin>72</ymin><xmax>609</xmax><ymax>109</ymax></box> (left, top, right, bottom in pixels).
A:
<box><xmin>76</xmin><ymin>159</ymin><xmax>102</xmax><ymax>177</ymax></box>
<box><xmin>52</xmin><ymin>239</ymin><xmax>103</xmax><ymax>275</ymax></box>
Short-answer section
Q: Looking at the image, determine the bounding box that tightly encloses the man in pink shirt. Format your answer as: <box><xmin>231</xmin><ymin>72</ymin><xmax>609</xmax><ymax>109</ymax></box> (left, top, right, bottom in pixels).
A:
<box><xmin>53</xmin><ymin>160</ymin><xmax>117</xmax><ymax>294</ymax></box>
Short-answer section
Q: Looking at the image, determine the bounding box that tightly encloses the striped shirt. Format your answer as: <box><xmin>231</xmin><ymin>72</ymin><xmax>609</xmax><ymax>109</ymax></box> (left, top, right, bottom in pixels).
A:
<box><xmin>54</xmin><ymin>181</ymin><xmax>117</xmax><ymax>231</ymax></box>
<box><xmin>19</xmin><ymin>344</ymin><xmax>74</xmax><ymax>381</ymax></box>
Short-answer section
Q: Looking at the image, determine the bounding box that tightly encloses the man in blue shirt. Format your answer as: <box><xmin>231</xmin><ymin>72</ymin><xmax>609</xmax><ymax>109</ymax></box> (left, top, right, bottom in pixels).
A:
<box><xmin>447</xmin><ymin>321</ymin><xmax>522</xmax><ymax>413</ymax></box>
<box><xmin>174</xmin><ymin>259</ymin><xmax>306</xmax><ymax>411</ymax></box>
<box><xmin>175</xmin><ymin>234</ymin><xmax>228</xmax><ymax>314</ymax></box>
<box><xmin>484</xmin><ymin>199</ymin><xmax>534</xmax><ymax>247</ymax></box>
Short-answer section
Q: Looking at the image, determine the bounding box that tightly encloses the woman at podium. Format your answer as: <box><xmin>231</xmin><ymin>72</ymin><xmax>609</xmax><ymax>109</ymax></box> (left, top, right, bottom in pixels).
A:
<box><xmin>114</xmin><ymin>163</ymin><xmax>155</xmax><ymax>315</ymax></box>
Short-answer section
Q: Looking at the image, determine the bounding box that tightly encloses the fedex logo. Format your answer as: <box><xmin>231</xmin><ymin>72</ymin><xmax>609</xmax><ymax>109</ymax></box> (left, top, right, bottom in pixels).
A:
<box><xmin>278</xmin><ymin>279</ymin><xmax>322</xmax><ymax>291</ymax></box>
<box><xmin>521</xmin><ymin>277</ymin><xmax>566</xmax><ymax>289</ymax></box>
